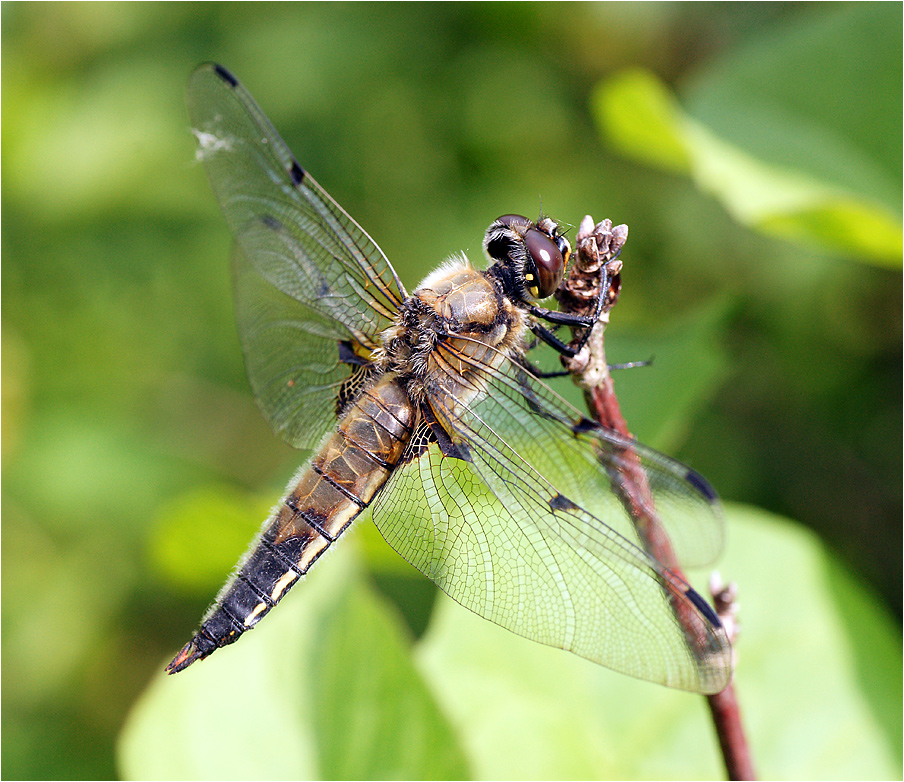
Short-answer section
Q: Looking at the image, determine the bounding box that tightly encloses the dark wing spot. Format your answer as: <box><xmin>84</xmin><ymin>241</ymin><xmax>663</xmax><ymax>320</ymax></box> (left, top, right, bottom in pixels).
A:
<box><xmin>428</xmin><ymin>417</ymin><xmax>470</xmax><ymax>462</ymax></box>
<box><xmin>685</xmin><ymin>587</ymin><xmax>722</xmax><ymax>628</ymax></box>
<box><xmin>213</xmin><ymin>64</ymin><xmax>239</xmax><ymax>88</ymax></box>
<box><xmin>549</xmin><ymin>493</ymin><xmax>578</xmax><ymax>512</ymax></box>
<box><xmin>571</xmin><ymin>416</ymin><xmax>598</xmax><ymax>435</ymax></box>
<box><xmin>404</xmin><ymin>406</ymin><xmax>472</xmax><ymax>463</ymax></box>
<box><xmin>338</xmin><ymin>341</ymin><xmax>369</xmax><ymax>367</ymax></box>
<box><xmin>685</xmin><ymin>469</ymin><xmax>719</xmax><ymax>503</ymax></box>
<box><xmin>289</xmin><ymin>160</ymin><xmax>306</xmax><ymax>186</ymax></box>
<box><xmin>261</xmin><ymin>214</ymin><xmax>282</xmax><ymax>232</ymax></box>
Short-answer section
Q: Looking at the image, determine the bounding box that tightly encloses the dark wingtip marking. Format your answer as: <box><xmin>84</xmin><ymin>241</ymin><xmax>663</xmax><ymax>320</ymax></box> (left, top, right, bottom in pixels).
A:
<box><xmin>685</xmin><ymin>587</ymin><xmax>722</xmax><ymax>628</ymax></box>
<box><xmin>289</xmin><ymin>160</ymin><xmax>306</xmax><ymax>186</ymax></box>
<box><xmin>549</xmin><ymin>492</ymin><xmax>578</xmax><ymax>512</ymax></box>
<box><xmin>571</xmin><ymin>416</ymin><xmax>598</xmax><ymax>435</ymax></box>
<box><xmin>212</xmin><ymin>64</ymin><xmax>239</xmax><ymax>88</ymax></box>
<box><xmin>685</xmin><ymin>469</ymin><xmax>719</xmax><ymax>503</ymax></box>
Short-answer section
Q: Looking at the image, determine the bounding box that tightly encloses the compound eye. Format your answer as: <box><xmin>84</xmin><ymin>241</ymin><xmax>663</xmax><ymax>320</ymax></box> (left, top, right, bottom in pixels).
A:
<box><xmin>496</xmin><ymin>214</ymin><xmax>532</xmax><ymax>229</ymax></box>
<box><xmin>523</xmin><ymin>227</ymin><xmax>564</xmax><ymax>298</ymax></box>
<box><xmin>485</xmin><ymin>214</ymin><xmax>532</xmax><ymax>263</ymax></box>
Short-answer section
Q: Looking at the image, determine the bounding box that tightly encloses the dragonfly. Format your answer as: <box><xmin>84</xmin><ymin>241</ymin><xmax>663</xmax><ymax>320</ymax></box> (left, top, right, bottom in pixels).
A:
<box><xmin>168</xmin><ymin>63</ymin><xmax>732</xmax><ymax>694</ymax></box>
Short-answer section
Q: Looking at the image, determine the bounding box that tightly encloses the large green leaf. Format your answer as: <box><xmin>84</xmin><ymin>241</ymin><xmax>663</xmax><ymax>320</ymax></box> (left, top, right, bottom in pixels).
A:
<box><xmin>592</xmin><ymin>5</ymin><xmax>902</xmax><ymax>267</ymax></box>
<box><xmin>117</xmin><ymin>541</ymin><xmax>469</xmax><ymax>780</ymax></box>
<box><xmin>120</xmin><ymin>501</ymin><xmax>900</xmax><ymax>779</ymax></box>
<box><xmin>415</xmin><ymin>505</ymin><xmax>901</xmax><ymax>779</ymax></box>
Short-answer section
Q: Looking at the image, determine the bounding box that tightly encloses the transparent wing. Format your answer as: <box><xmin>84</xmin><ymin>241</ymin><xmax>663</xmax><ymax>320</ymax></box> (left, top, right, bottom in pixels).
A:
<box><xmin>373</xmin><ymin>339</ymin><xmax>731</xmax><ymax>693</ymax></box>
<box><xmin>232</xmin><ymin>244</ymin><xmax>360</xmax><ymax>452</ymax></box>
<box><xmin>187</xmin><ymin>63</ymin><xmax>405</xmax><ymax>446</ymax></box>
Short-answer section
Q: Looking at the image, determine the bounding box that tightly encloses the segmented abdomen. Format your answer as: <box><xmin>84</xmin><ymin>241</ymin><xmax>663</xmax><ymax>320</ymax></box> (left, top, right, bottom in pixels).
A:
<box><xmin>167</xmin><ymin>375</ymin><xmax>414</xmax><ymax>672</ymax></box>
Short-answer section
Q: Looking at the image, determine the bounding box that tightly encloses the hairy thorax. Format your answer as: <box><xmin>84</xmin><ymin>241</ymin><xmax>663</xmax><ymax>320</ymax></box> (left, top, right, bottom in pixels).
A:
<box><xmin>376</xmin><ymin>260</ymin><xmax>526</xmax><ymax>402</ymax></box>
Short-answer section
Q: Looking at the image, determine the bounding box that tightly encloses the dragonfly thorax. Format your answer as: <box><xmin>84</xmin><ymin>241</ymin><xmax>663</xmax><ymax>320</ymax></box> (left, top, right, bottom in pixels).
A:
<box><xmin>377</xmin><ymin>261</ymin><xmax>527</xmax><ymax>402</ymax></box>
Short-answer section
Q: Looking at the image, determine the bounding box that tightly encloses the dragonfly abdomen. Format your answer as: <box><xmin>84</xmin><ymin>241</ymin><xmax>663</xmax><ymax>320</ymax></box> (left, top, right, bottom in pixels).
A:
<box><xmin>167</xmin><ymin>375</ymin><xmax>415</xmax><ymax>673</ymax></box>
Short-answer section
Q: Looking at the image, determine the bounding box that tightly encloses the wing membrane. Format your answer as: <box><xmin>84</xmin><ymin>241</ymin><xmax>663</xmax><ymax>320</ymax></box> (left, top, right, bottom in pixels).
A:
<box><xmin>187</xmin><ymin>63</ymin><xmax>405</xmax><ymax>443</ymax></box>
<box><xmin>458</xmin><ymin>344</ymin><xmax>725</xmax><ymax>570</ymax></box>
<box><xmin>188</xmin><ymin>63</ymin><xmax>730</xmax><ymax>690</ymax></box>
<box><xmin>373</xmin><ymin>340</ymin><xmax>730</xmax><ymax>693</ymax></box>
<box><xmin>232</xmin><ymin>245</ymin><xmax>357</xmax><ymax>451</ymax></box>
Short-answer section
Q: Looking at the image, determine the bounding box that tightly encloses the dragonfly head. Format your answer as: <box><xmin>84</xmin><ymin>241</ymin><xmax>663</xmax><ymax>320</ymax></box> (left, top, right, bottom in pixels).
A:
<box><xmin>484</xmin><ymin>214</ymin><xmax>571</xmax><ymax>302</ymax></box>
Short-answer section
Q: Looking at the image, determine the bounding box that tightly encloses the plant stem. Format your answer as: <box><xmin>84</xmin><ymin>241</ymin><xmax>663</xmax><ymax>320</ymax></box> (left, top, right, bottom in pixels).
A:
<box><xmin>555</xmin><ymin>216</ymin><xmax>755</xmax><ymax>781</ymax></box>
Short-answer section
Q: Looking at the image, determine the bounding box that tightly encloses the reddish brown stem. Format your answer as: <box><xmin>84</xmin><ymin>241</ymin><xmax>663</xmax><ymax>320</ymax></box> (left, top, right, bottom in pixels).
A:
<box><xmin>708</xmin><ymin>681</ymin><xmax>756</xmax><ymax>780</ymax></box>
<box><xmin>585</xmin><ymin>381</ymin><xmax>755</xmax><ymax>781</ymax></box>
<box><xmin>557</xmin><ymin>217</ymin><xmax>755</xmax><ymax>781</ymax></box>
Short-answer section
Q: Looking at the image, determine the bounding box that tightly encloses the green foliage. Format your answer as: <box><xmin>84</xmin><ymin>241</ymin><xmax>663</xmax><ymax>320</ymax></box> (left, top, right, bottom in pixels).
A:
<box><xmin>150</xmin><ymin>485</ymin><xmax>275</xmax><ymax>594</ymax></box>
<box><xmin>418</xmin><ymin>505</ymin><xmax>901</xmax><ymax>779</ymax></box>
<box><xmin>119</xmin><ymin>509</ymin><xmax>899</xmax><ymax>780</ymax></box>
<box><xmin>594</xmin><ymin>53</ymin><xmax>902</xmax><ymax>265</ymax></box>
<box><xmin>118</xmin><ymin>542</ymin><xmax>469</xmax><ymax>780</ymax></box>
<box><xmin>602</xmin><ymin>296</ymin><xmax>733</xmax><ymax>453</ymax></box>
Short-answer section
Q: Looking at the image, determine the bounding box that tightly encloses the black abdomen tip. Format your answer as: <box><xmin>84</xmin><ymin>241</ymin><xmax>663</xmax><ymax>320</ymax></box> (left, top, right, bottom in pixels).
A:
<box><xmin>166</xmin><ymin>638</ymin><xmax>208</xmax><ymax>674</ymax></box>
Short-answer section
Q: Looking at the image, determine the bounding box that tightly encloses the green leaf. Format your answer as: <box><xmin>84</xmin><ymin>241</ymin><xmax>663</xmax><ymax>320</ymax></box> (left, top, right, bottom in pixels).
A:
<box><xmin>117</xmin><ymin>540</ymin><xmax>469</xmax><ymax>780</ymax></box>
<box><xmin>592</xmin><ymin>4</ymin><xmax>902</xmax><ymax>267</ymax></box>
<box><xmin>591</xmin><ymin>68</ymin><xmax>692</xmax><ymax>175</ymax></box>
<box><xmin>822</xmin><ymin>553</ymin><xmax>903</xmax><ymax>765</ymax></box>
<box><xmin>414</xmin><ymin>505</ymin><xmax>901</xmax><ymax>779</ymax></box>
<box><xmin>312</xmin><ymin>567</ymin><xmax>469</xmax><ymax>779</ymax></box>
<box><xmin>684</xmin><ymin>3</ymin><xmax>901</xmax><ymax>214</ymax></box>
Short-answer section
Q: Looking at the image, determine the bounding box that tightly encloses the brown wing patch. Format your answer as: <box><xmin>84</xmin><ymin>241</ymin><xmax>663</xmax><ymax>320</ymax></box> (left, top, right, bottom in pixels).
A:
<box><xmin>401</xmin><ymin>404</ymin><xmax>471</xmax><ymax>463</ymax></box>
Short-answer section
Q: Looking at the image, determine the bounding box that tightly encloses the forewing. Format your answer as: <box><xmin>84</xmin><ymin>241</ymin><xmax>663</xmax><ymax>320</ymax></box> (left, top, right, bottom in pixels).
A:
<box><xmin>187</xmin><ymin>63</ymin><xmax>405</xmax><ymax>444</ymax></box>
<box><xmin>232</xmin><ymin>244</ymin><xmax>364</xmax><ymax>452</ymax></box>
<box><xmin>373</xmin><ymin>341</ymin><xmax>731</xmax><ymax>693</ymax></box>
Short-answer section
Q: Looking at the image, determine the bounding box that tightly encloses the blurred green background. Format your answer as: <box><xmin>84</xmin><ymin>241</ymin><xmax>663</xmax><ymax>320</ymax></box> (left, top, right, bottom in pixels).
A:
<box><xmin>3</xmin><ymin>3</ymin><xmax>900</xmax><ymax>779</ymax></box>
